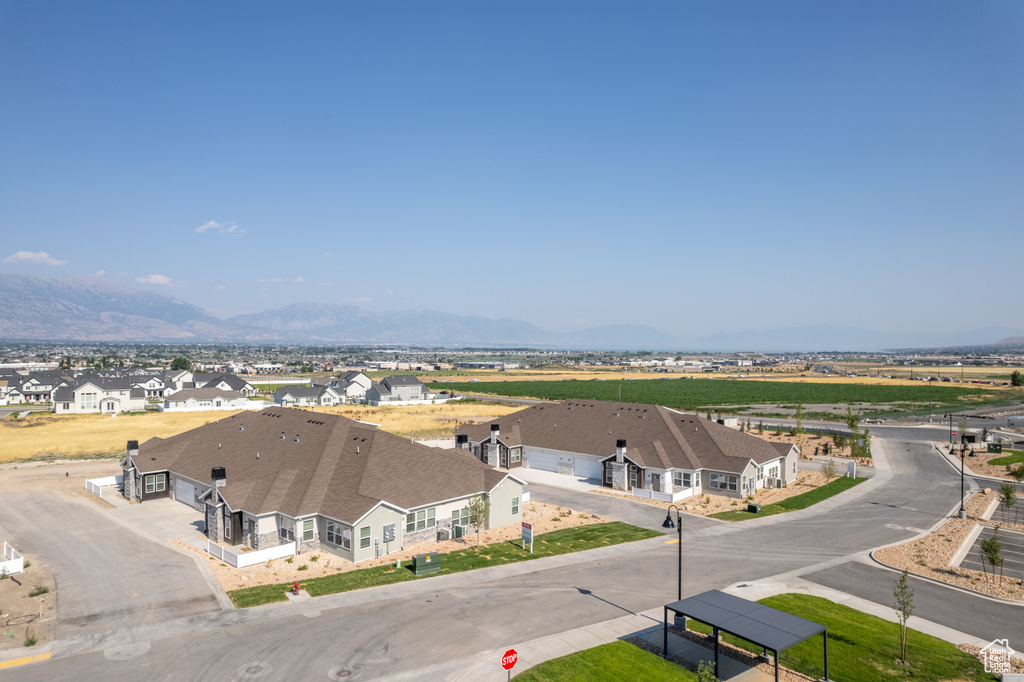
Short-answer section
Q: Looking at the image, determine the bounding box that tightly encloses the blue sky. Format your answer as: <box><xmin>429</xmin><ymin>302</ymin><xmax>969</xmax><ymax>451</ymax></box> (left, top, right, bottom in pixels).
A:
<box><xmin>2</xmin><ymin>2</ymin><xmax>1022</xmax><ymax>340</ymax></box>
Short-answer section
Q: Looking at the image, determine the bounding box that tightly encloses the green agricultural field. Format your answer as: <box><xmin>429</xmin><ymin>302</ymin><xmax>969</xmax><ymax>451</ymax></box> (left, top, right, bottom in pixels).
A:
<box><xmin>431</xmin><ymin>378</ymin><xmax>994</xmax><ymax>411</ymax></box>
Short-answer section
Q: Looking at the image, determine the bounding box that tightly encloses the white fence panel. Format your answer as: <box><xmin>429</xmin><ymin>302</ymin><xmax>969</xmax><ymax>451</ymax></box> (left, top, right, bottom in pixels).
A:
<box><xmin>85</xmin><ymin>475</ymin><xmax>123</xmax><ymax>498</ymax></box>
<box><xmin>522</xmin><ymin>491</ymin><xmax>531</xmax><ymax>503</ymax></box>
<box><xmin>1</xmin><ymin>541</ymin><xmax>24</xmax><ymax>576</ymax></box>
<box><xmin>206</xmin><ymin>540</ymin><xmax>296</xmax><ymax>568</ymax></box>
<box><xmin>631</xmin><ymin>487</ymin><xmax>653</xmax><ymax>499</ymax></box>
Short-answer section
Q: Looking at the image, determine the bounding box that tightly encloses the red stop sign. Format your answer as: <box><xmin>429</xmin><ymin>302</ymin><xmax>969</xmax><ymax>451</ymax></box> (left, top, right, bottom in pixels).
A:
<box><xmin>501</xmin><ymin>648</ymin><xmax>518</xmax><ymax>671</ymax></box>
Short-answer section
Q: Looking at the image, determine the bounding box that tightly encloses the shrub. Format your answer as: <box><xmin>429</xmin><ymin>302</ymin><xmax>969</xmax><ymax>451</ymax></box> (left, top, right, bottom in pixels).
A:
<box><xmin>24</xmin><ymin>635</ymin><xmax>37</xmax><ymax>647</ymax></box>
<box><xmin>29</xmin><ymin>585</ymin><xmax>49</xmax><ymax>597</ymax></box>
<box><xmin>310</xmin><ymin>555</ymin><xmax>319</xmax><ymax>562</ymax></box>
<box><xmin>285</xmin><ymin>557</ymin><xmax>293</xmax><ymax>564</ymax></box>
<box><xmin>297</xmin><ymin>565</ymin><xmax>308</xmax><ymax>571</ymax></box>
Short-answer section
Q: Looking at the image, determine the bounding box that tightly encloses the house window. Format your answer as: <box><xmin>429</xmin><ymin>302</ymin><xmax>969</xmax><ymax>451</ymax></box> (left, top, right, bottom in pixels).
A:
<box><xmin>406</xmin><ymin>508</ymin><xmax>436</xmax><ymax>533</ymax></box>
<box><xmin>326</xmin><ymin>521</ymin><xmax>351</xmax><ymax>549</ymax></box>
<box><xmin>694</xmin><ymin>473</ymin><xmax>700</xmax><ymax>487</ymax></box>
<box><xmin>302</xmin><ymin>518</ymin><xmax>314</xmax><ymax>542</ymax></box>
<box><xmin>629</xmin><ymin>465</ymin><xmax>638</xmax><ymax>489</ymax></box>
<box><xmin>512</xmin><ymin>496</ymin><xmax>519</xmax><ymax>515</ymax></box>
<box><xmin>604</xmin><ymin>464</ymin><xmax>612</xmax><ymax>485</ymax></box>
<box><xmin>279</xmin><ymin>517</ymin><xmax>295</xmax><ymax>542</ymax></box>
<box><xmin>224</xmin><ymin>507</ymin><xmax>232</xmax><ymax>540</ymax></box>
<box><xmin>709</xmin><ymin>473</ymin><xmax>738</xmax><ymax>492</ymax></box>
<box><xmin>674</xmin><ymin>472</ymin><xmax>692</xmax><ymax>488</ymax></box>
<box><xmin>510</xmin><ymin>448</ymin><xmax>521</xmax><ymax>464</ymax></box>
<box><xmin>359</xmin><ymin>526</ymin><xmax>371</xmax><ymax>550</ymax></box>
<box><xmin>793</xmin><ymin>461</ymin><xmax>797</xmax><ymax>474</ymax></box>
<box><xmin>756</xmin><ymin>466</ymin><xmax>764</xmax><ymax>481</ymax></box>
<box><xmin>144</xmin><ymin>474</ymin><xmax>165</xmax><ymax>494</ymax></box>
<box><xmin>769</xmin><ymin>465</ymin><xmax>779</xmax><ymax>479</ymax></box>
<box><xmin>81</xmin><ymin>392</ymin><xmax>97</xmax><ymax>410</ymax></box>
<box><xmin>452</xmin><ymin>508</ymin><xmax>470</xmax><ymax>526</ymax></box>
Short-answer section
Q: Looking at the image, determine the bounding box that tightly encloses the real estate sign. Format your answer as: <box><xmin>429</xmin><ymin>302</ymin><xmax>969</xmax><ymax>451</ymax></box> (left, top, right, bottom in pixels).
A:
<box><xmin>521</xmin><ymin>522</ymin><xmax>533</xmax><ymax>553</ymax></box>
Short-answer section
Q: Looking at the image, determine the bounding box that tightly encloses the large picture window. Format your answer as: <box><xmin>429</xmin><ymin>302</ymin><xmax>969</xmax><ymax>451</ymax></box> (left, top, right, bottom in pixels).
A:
<box><xmin>279</xmin><ymin>517</ymin><xmax>295</xmax><ymax>542</ymax></box>
<box><xmin>406</xmin><ymin>508</ymin><xmax>436</xmax><ymax>533</ymax></box>
<box><xmin>326</xmin><ymin>521</ymin><xmax>351</xmax><ymax>550</ymax></box>
<box><xmin>708</xmin><ymin>473</ymin><xmax>738</xmax><ymax>492</ymax></box>
<box><xmin>452</xmin><ymin>508</ymin><xmax>470</xmax><ymax>526</ymax></box>
<box><xmin>673</xmin><ymin>472</ymin><xmax>692</xmax><ymax>489</ymax></box>
<box><xmin>144</xmin><ymin>473</ymin><xmax>165</xmax><ymax>494</ymax></box>
<box><xmin>510</xmin><ymin>447</ymin><xmax>522</xmax><ymax>464</ymax></box>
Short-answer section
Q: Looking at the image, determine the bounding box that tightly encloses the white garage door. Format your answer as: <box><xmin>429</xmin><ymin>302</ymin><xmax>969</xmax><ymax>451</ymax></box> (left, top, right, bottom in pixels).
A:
<box><xmin>174</xmin><ymin>478</ymin><xmax>195</xmax><ymax>508</ymax></box>
<box><xmin>573</xmin><ymin>457</ymin><xmax>604</xmax><ymax>481</ymax></box>
<box><xmin>527</xmin><ymin>452</ymin><xmax>558</xmax><ymax>472</ymax></box>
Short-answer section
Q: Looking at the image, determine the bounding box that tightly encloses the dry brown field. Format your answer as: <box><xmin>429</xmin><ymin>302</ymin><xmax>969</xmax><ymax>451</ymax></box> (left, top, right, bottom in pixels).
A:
<box><xmin>0</xmin><ymin>401</ymin><xmax>524</xmax><ymax>463</ymax></box>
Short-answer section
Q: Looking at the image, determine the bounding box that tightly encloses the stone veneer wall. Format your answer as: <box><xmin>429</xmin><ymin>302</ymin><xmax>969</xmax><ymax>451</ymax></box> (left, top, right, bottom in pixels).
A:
<box><xmin>122</xmin><ymin>466</ymin><xmax>137</xmax><ymax>501</ymax></box>
<box><xmin>205</xmin><ymin>500</ymin><xmax>223</xmax><ymax>543</ymax></box>
<box><xmin>611</xmin><ymin>462</ymin><xmax>628</xmax><ymax>491</ymax></box>
<box><xmin>485</xmin><ymin>443</ymin><xmax>498</xmax><ymax>468</ymax></box>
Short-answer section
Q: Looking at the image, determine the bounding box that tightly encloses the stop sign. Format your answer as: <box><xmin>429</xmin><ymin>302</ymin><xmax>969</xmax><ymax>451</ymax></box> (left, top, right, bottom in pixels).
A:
<box><xmin>501</xmin><ymin>648</ymin><xmax>518</xmax><ymax>671</ymax></box>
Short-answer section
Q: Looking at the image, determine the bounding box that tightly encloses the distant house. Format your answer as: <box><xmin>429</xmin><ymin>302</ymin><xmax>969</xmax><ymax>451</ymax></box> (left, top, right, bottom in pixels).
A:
<box><xmin>194</xmin><ymin>373</ymin><xmax>257</xmax><ymax>397</ymax></box>
<box><xmin>274</xmin><ymin>385</ymin><xmax>342</xmax><ymax>407</ymax></box>
<box><xmin>53</xmin><ymin>377</ymin><xmax>147</xmax><ymax>415</ymax></box>
<box><xmin>160</xmin><ymin>388</ymin><xmax>256</xmax><ymax>412</ymax></box>
<box><xmin>364</xmin><ymin>375</ymin><xmax>434</xmax><ymax>406</ymax></box>
<box><xmin>328</xmin><ymin>371</ymin><xmax>373</xmax><ymax>402</ymax></box>
<box><xmin>456</xmin><ymin>401</ymin><xmax>798</xmax><ymax>502</ymax></box>
<box><xmin>121</xmin><ymin>407</ymin><xmax>524</xmax><ymax>563</ymax></box>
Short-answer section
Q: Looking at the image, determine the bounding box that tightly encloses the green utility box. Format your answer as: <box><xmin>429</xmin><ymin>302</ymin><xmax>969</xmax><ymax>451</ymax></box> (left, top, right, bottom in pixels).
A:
<box><xmin>988</xmin><ymin>443</ymin><xmax>1003</xmax><ymax>454</ymax></box>
<box><xmin>747</xmin><ymin>504</ymin><xmax>762</xmax><ymax>514</ymax></box>
<box><xmin>412</xmin><ymin>553</ymin><xmax>441</xmax><ymax>575</ymax></box>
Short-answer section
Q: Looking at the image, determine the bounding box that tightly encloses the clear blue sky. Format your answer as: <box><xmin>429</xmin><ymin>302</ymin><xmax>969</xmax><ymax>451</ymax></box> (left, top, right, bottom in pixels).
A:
<box><xmin>2</xmin><ymin>2</ymin><xmax>1022</xmax><ymax>340</ymax></box>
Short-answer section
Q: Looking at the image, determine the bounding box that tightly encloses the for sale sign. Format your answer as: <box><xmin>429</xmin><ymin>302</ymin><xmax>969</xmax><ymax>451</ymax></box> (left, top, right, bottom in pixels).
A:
<box><xmin>501</xmin><ymin>648</ymin><xmax>518</xmax><ymax>671</ymax></box>
<box><xmin>521</xmin><ymin>522</ymin><xmax>533</xmax><ymax>553</ymax></box>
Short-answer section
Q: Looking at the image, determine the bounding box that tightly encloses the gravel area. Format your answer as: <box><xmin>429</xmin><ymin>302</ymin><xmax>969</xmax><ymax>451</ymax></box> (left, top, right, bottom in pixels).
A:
<box><xmin>0</xmin><ymin>553</ymin><xmax>56</xmax><ymax>652</ymax></box>
<box><xmin>964</xmin><ymin>451</ymin><xmax>1022</xmax><ymax>482</ymax></box>
<box><xmin>874</xmin><ymin>490</ymin><xmax>1024</xmax><ymax>600</ymax></box>
<box><xmin>174</xmin><ymin>501</ymin><xmax>605</xmax><ymax>592</ymax></box>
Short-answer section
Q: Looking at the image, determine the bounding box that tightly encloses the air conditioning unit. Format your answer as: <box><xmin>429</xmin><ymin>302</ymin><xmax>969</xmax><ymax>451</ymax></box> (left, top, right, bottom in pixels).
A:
<box><xmin>436</xmin><ymin>528</ymin><xmax>450</xmax><ymax>541</ymax></box>
<box><xmin>765</xmin><ymin>477</ymin><xmax>778</xmax><ymax>489</ymax></box>
<box><xmin>453</xmin><ymin>525</ymin><xmax>468</xmax><ymax>539</ymax></box>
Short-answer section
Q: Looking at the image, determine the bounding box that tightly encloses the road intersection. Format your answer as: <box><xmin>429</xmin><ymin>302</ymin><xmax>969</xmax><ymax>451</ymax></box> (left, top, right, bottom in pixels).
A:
<box><xmin>1</xmin><ymin>431</ymin><xmax>1021</xmax><ymax>681</ymax></box>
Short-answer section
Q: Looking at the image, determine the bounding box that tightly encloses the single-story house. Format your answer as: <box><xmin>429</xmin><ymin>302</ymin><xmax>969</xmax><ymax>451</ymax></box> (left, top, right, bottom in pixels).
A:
<box><xmin>274</xmin><ymin>385</ymin><xmax>342</xmax><ymax>407</ymax></box>
<box><xmin>365</xmin><ymin>375</ymin><xmax>433</xmax><ymax>406</ymax></box>
<box><xmin>121</xmin><ymin>406</ymin><xmax>524</xmax><ymax>563</ymax></box>
<box><xmin>455</xmin><ymin>401</ymin><xmax>798</xmax><ymax>501</ymax></box>
<box><xmin>159</xmin><ymin>388</ymin><xmax>257</xmax><ymax>412</ymax></box>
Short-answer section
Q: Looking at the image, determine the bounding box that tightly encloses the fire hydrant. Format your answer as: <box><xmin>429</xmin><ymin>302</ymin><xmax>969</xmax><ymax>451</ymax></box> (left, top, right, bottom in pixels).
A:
<box><xmin>293</xmin><ymin>582</ymin><xmax>300</xmax><ymax>595</ymax></box>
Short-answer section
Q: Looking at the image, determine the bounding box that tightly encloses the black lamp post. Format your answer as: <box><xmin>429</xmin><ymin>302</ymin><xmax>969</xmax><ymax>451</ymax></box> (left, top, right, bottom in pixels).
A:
<box><xmin>951</xmin><ymin>437</ymin><xmax>972</xmax><ymax>520</ymax></box>
<box><xmin>662</xmin><ymin>505</ymin><xmax>683</xmax><ymax>602</ymax></box>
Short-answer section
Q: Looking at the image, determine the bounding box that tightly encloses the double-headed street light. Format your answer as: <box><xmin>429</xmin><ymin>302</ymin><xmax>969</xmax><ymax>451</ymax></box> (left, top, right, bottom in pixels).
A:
<box><xmin>951</xmin><ymin>437</ymin><xmax>973</xmax><ymax>520</ymax></box>
<box><xmin>662</xmin><ymin>505</ymin><xmax>683</xmax><ymax>602</ymax></box>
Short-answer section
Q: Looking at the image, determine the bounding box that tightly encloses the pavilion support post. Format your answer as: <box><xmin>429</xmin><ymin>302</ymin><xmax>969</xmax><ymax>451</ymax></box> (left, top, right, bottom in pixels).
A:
<box><xmin>663</xmin><ymin>606</ymin><xmax>669</xmax><ymax>659</ymax></box>
<box><xmin>713</xmin><ymin>626</ymin><xmax>720</xmax><ymax>680</ymax></box>
<box><xmin>774</xmin><ymin>649</ymin><xmax>779</xmax><ymax>682</ymax></box>
<box><xmin>824</xmin><ymin>628</ymin><xmax>829</xmax><ymax>681</ymax></box>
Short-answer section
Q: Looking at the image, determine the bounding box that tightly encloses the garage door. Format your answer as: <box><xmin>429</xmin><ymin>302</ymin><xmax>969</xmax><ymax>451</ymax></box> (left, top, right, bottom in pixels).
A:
<box><xmin>527</xmin><ymin>452</ymin><xmax>558</xmax><ymax>472</ymax></box>
<box><xmin>573</xmin><ymin>457</ymin><xmax>604</xmax><ymax>481</ymax></box>
<box><xmin>174</xmin><ymin>478</ymin><xmax>195</xmax><ymax>508</ymax></box>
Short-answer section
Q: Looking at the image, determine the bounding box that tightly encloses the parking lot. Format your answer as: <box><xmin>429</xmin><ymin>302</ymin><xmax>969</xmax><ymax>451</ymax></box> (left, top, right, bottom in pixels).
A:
<box><xmin>961</xmin><ymin>524</ymin><xmax>1024</xmax><ymax>581</ymax></box>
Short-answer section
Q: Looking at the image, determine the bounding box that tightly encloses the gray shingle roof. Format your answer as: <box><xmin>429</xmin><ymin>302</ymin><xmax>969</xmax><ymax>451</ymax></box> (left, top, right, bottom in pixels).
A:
<box><xmin>136</xmin><ymin>407</ymin><xmax>508</xmax><ymax>523</ymax></box>
<box><xmin>166</xmin><ymin>388</ymin><xmax>245</xmax><ymax>402</ymax></box>
<box><xmin>455</xmin><ymin>401</ymin><xmax>794</xmax><ymax>473</ymax></box>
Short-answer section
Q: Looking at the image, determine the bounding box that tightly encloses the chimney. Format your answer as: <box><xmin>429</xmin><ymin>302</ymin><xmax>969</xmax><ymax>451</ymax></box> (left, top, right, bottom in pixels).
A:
<box><xmin>456</xmin><ymin>434</ymin><xmax>469</xmax><ymax>449</ymax></box>
<box><xmin>490</xmin><ymin>423</ymin><xmax>500</xmax><ymax>444</ymax></box>
<box><xmin>126</xmin><ymin>440</ymin><xmax>138</xmax><ymax>463</ymax></box>
<box><xmin>212</xmin><ymin>467</ymin><xmax>226</xmax><ymax>488</ymax></box>
<box><xmin>616</xmin><ymin>439</ymin><xmax>627</xmax><ymax>463</ymax></box>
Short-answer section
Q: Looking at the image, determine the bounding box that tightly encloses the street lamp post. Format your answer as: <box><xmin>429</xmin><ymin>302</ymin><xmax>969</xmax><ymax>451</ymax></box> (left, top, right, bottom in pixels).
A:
<box><xmin>662</xmin><ymin>505</ymin><xmax>684</xmax><ymax>628</ymax></box>
<box><xmin>951</xmin><ymin>438</ymin><xmax>972</xmax><ymax>520</ymax></box>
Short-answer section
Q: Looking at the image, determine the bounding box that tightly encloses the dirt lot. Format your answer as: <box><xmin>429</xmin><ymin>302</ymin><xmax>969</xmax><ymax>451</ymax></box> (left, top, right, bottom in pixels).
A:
<box><xmin>747</xmin><ymin>430</ymin><xmax>875</xmax><ymax>469</ymax></box>
<box><xmin>874</xmin><ymin>490</ymin><xmax>1024</xmax><ymax>601</ymax></box>
<box><xmin>0</xmin><ymin>554</ymin><xmax>56</xmax><ymax>653</ymax></box>
<box><xmin>964</xmin><ymin>450</ymin><xmax>1024</xmax><ymax>482</ymax></box>
<box><xmin>174</xmin><ymin>500</ymin><xmax>604</xmax><ymax>593</ymax></box>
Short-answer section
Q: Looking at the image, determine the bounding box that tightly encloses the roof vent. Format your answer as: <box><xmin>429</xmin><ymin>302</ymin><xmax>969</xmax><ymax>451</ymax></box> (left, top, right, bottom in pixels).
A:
<box><xmin>240</xmin><ymin>424</ymin><xmax>244</xmax><ymax>431</ymax></box>
<box><xmin>294</xmin><ymin>435</ymin><xmax>300</xmax><ymax>443</ymax></box>
<box><xmin>282</xmin><ymin>432</ymin><xmax>286</xmax><ymax>440</ymax></box>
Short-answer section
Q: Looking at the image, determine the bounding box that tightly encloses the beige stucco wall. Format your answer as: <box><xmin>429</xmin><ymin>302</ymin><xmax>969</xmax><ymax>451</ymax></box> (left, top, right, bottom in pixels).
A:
<box><xmin>487</xmin><ymin>476</ymin><xmax>523</xmax><ymax>529</ymax></box>
<box><xmin>351</xmin><ymin>504</ymin><xmax>405</xmax><ymax>563</ymax></box>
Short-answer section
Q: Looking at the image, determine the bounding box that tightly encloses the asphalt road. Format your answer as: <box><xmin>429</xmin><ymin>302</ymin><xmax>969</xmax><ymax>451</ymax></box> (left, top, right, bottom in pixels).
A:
<box><xmin>0</xmin><ymin>492</ymin><xmax>219</xmax><ymax>638</ymax></box>
<box><xmin>961</xmin><ymin>526</ymin><xmax>1024</xmax><ymax>581</ymax></box>
<box><xmin>4</xmin><ymin>436</ymin><xmax>1023</xmax><ymax>681</ymax></box>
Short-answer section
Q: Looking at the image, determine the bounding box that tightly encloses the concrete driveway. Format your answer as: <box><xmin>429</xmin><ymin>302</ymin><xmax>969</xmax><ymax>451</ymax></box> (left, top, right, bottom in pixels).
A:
<box><xmin>0</xmin><ymin>492</ymin><xmax>219</xmax><ymax>638</ymax></box>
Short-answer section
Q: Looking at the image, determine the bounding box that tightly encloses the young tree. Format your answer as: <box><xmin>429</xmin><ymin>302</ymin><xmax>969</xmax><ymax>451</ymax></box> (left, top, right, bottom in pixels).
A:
<box><xmin>1008</xmin><ymin>463</ymin><xmax>1024</xmax><ymax>497</ymax></box>
<box><xmin>861</xmin><ymin>428</ymin><xmax>872</xmax><ymax>458</ymax></box>
<box><xmin>980</xmin><ymin>528</ymin><xmax>1004</xmax><ymax>584</ymax></box>
<box><xmin>794</xmin><ymin>402</ymin><xmax>804</xmax><ymax>436</ymax></box>
<box><xmin>998</xmin><ymin>484</ymin><xmax>1017</xmax><ymax>525</ymax></box>
<box><xmin>757</xmin><ymin>420</ymin><xmax>764</xmax><ymax>434</ymax></box>
<box><xmin>821</xmin><ymin>458</ymin><xmax>839</xmax><ymax>488</ymax></box>
<box><xmin>465</xmin><ymin>494</ymin><xmax>489</xmax><ymax>548</ymax></box>
<box><xmin>1011</xmin><ymin>370</ymin><xmax>1023</xmax><ymax>387</ymax></box>
<box><xmin>893</xmin><ymin>569</ymin><xmax>914</xmax><ymax>665</ymax></box>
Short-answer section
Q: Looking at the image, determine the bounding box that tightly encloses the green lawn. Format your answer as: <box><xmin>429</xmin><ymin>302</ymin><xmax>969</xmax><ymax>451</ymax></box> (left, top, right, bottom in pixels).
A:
<box><xmin>709</xmin><ymin>477</ymin><xmax>866</xmax><ymax>521</ymax></box>
<box><xmin>228</xmin><ymin>522</ymin><xmax>660</xmax><ymax>608</ymax></box>
<box><xmin>988</xmin><ymin>450</ymin><xmax>1024</xmax><ymax>466</ymax></box>
<box><xmin>684</xmin><ymin>594</ymin><xmax>994</xmax><ymax>682</ymax></box>
<box><xmin>512</xmin><ymin>640</ymin><xmax>697</xmax><ymax>681</ymax></box>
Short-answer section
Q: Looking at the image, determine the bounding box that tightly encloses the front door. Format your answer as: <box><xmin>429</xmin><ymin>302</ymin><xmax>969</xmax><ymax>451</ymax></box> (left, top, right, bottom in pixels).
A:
<box><xmin>651</xmin><ymin>473</ymin><xmax>660</xmax><ymax>492</ymax></box>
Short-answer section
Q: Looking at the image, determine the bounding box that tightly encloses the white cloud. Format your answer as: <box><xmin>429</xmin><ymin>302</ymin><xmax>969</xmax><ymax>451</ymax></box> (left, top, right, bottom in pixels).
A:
<box><xmin>3</xmin><ymin>251</ymin><xmax>67</xmax><ymax>266</ymax></box>
<box><xmin>294</xmin><ymin>276</ymin><xmax>305</xmax><ymax>283</ymax></box>
<box><xmin>93</xmin><ymin>269</ymin><xmax>106</xmax><ymax>277</ymax></box>
<box><xmin>258</xmin><ymin>277</ymin><xmax>284</xmax><ymax>284</ymax></box>
<box><xmin>135</xmin><ymin>274</ymin><xmax>171</xmax><ymax>285</ymax></box>
<box><xmin>213</xmin><ymin>285</ymin><xmax>226</xmax><ymax>291</ymax></box>
<box><xmin>196</xmin><ymin>220</ymin><xmax>243</xmax><ymax>235</ymax></box>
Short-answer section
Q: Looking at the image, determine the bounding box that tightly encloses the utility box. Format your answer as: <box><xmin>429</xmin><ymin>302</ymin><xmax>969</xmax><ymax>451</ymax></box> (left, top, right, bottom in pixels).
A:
<box><xmin>412</xmin><ymin>553</ymin><xmax>441</xmax><ymax>575</ymax></box>
<box><xmin>988</xmin><ymin>443</ymin><xmax>1003</xmax><ymax>454</ymax></box>
<box><xmin>747</xmin><ymin>504</ymin><xmax>762</xmax><ymax>514</ymax></box>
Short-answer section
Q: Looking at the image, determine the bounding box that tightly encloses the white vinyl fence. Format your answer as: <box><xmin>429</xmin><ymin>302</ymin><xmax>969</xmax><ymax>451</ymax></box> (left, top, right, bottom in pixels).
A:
<box><xmin>2</xmin><ymin>541</ymin><xmax>24</xmax><ymax>576</ymax></box>
<box><xmin>85</xmin><ymin>475</ymin><xmax>123</xmax><ymax>498</ymax></box>
<box><xmin>207</xmin><ymin>540</ymin><xmax>297</xmax><ymax>568</ymax></box>
<box><xmin>631</xmin><ymin>487</ymin><xmax>694</xmax><ymax>503</ymax></box>
<box><xmin>415</xmin><ymin>437</ymin><xmax>456</xmax><ymax>449</ymax></box>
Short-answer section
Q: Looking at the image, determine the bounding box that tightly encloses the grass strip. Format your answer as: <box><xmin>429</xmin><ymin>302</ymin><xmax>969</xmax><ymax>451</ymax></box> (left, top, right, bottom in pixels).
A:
<box><xmin>228</xmin><ymin>522</ymin><xmax>660</xmax><ymax>608</ymax></box>
<box><xmin>512</xmin><ymin>640</ymin><xmax>697</xmax><ymax>681</ymax></box>
<box><xmin>988</xmin><ymin>450</ymin><xmax>1024</xmax><ymax>466</ymax></box>
<box><xmin>684</xmin><ymin>594</ymin><xmax>991</xmax><ymax>682</ymax></box>
<box><xmin>709</xmin><ymin>476</ymin><xmax>866</xmax><ymax>522</ymax></box>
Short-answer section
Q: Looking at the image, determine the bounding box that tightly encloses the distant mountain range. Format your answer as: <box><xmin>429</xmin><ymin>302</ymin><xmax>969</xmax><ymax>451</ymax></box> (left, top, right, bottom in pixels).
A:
<box><xmin>2</xmin><ymin>272</ymin><xmax>1020</xmax><ymax>351</ymax></box>
<box><xmin>0</xmin><ymin>273</ymin><xmax>673</xmax><ymax>348</ymax></box>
